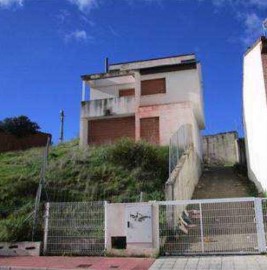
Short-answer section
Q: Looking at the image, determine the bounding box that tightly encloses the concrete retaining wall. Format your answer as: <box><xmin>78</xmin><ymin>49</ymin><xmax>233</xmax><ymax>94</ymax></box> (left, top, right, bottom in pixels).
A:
<box><xmin>0</xmin><ymin>242</ymin><xmax>41</xmax><ymax>257</ymax></box>
<box><xmin>165</xmin><ymin>147</ymin><xmax>202</xmax><ymax>201</ymax></box>
<box><xmin>202</xmin><ymin>132</ymin><xmax>239</xmax><ymax>166</ymax></box>
<box><xmin>165</xmin><ymin>147</ymin><xmax>202</xmax><ymax>229</ymax></box>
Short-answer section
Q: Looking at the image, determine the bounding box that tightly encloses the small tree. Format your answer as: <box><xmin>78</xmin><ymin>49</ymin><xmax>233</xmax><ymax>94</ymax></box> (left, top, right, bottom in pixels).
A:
<box><xmin>0</xmin><ymin>116</ymin><xmax>40</xmax><ymax>137</ymax></box>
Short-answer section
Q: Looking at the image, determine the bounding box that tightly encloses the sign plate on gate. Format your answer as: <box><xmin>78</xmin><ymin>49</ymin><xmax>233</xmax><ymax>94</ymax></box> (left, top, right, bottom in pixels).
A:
<box><xmin>126</xmin><ymin>204</ymin><xmax>152</xmax><ymax>243</ymax></box>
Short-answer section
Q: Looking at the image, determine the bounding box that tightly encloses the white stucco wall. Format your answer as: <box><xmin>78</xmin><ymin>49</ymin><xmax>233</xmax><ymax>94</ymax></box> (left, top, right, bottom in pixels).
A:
<box><xmin>202</xmin><ymin>132</ymin><xmax>239</xmax><ymax>166</ymax></box>
<box><xmin>243</xmin><ymin>42</ymin><xmax>267</xmax><ymax>192</ymax></box>
<box><xmin>81</xmin><ymin>96</ymin><xmax>135</xmax><ymax>119</ymax></box>
<box><xmin>140</xmin><ymin>67</ymin><xmax>204</xmax><ymax>129</ymax></box>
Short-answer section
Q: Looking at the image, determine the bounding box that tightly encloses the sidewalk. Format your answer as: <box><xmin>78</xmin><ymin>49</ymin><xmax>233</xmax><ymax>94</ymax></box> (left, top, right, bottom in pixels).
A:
<box><xmin>149</xmin><ymin>255</ymin><xmax>267</xmax><ymax>270</ymax></box>
<box><xmin>2</xmin><ymin>255</ymin><xmax>267</xmax><ymax>270</ymax></box>
<box><xmin>0</xmin><ymin>256</ymin><xmax>154</xmax><ymax>270</ymax></box>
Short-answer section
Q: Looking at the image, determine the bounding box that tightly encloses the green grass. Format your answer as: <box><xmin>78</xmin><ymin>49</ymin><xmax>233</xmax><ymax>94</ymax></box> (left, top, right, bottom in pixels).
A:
<box><xmin>0</xmin><ymin>138</ymin><xmax>169</xmax><ymax>241</ymax></box>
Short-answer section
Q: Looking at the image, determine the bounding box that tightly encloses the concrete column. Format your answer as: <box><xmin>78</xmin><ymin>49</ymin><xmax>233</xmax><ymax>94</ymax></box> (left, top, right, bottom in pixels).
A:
<box><xmin>134</xmin><ymin>71</ymin><xmax>141</xmax><ymax>141</ymax></box>
<box><xmin>153</xmin><ymin>203</ymin><xmax>160</xmax><ymax>253</ymax></box>
<box><xmin>79</xmin><ymin>117</ymin><xmax>89</xmax><ymax>147</ymax></box>
<box><xmin>82</xmin><ymin>81</ymin><xmax>86</xmax><ymax>101</ymax></box>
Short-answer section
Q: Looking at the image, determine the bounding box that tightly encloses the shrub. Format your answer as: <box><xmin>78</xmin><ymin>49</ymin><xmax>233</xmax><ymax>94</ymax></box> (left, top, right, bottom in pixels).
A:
<box><xmin>0</xmin><ymin>116</ymin><xmax>40</xmax><ymax>137</ymax></box>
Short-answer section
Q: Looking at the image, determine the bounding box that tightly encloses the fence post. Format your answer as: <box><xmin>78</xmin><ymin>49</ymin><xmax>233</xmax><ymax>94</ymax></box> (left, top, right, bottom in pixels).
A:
<box><xmin>154</xmin><ymin>203</ymin><xmax>160</xmax><ymax>253</ymax></box>
<box><xmin>254</xmin><ymin>198</ymin><xmax>266</xmax><ymax>253</ymax></box>
<box><xmin>169</xmin><ymin>138</ymin><xmax>171</xmax><ymax>177</ymax></box>
<box><xmin>43</xmin><ymin>202</ymin><xmax>50</xmax><ymax>255</ymax></box>
<box><xmin>104</xmin><ymin>201</ymin><xmax>108</xmax><ymax>251</ymax></box>
<box><xmin>199</xmin><ymin>203</ymin><xmax>205</xmax><ymax>253</ymax></box>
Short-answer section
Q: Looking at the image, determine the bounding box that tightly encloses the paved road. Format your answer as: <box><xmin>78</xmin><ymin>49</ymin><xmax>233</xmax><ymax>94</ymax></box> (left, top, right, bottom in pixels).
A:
<box><xmin>149</xmin><ymin>256</ymin><xmax>267</xmax><ymax>270</ymax></box>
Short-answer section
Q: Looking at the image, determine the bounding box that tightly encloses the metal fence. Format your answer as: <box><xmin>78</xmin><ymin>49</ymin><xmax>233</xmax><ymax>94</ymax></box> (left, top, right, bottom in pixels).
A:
<box><xmin>44</xmin><ymin>201</ymin><xmax>106</xmax><ymax>256</ymax></box>
<box><xmin>158</xmin><ymin>198</ymin><xmax>265</xmax><ymax>255</ymax></box>
<box><xmin>40</xmin><ymin>197</ymin><xmax>267</xmax><ymax>256</ymax></box>
<box><xmin>262</xmin><ymin>198</ymin><xmax>267</xmax><ymax>247</ymax></box>
<box><xmin>169</xmin><ymin>124</ymin><xmax>193</xmax><ymax>176</ymax></box>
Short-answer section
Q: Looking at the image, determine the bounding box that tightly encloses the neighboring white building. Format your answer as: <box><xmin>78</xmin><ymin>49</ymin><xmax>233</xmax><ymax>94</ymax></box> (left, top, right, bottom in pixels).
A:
<box><xmin>243</xmin><ymin>36</ymin><xmax>267</xmax><ymax>192</ymax></box>
<box><xmin>80</xmin><ymin>53</ymin><xmax>205</xmax><ymax>157</ymax></box>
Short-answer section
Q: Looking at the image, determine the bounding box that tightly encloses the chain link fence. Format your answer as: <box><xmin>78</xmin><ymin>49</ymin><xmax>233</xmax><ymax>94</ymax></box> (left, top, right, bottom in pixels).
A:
<box><xmin>43</xmin><ymin>201</ymin><xmax>105</xmax><ymax>256</ymax></box>
<box><xmin>159</xmin><ymin>198</ymin><xmax>262</xmax><ymax>255</ymax></box>
<box><xmin>169</xmin><ymin>124</ymin><xmax>193</xmax><ymax>177</ymax></box>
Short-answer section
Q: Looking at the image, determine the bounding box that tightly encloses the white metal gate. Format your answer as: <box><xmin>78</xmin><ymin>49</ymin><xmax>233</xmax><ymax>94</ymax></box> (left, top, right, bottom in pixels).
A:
<box><xmin>43</xmin><ymin>201</ymin><xmax>106</xmax><ymax>256</ymax></box>
<box><xmin>158</xmin><ymin>198</ymin><xmax>267</xmax><ymax>255</ymax></box>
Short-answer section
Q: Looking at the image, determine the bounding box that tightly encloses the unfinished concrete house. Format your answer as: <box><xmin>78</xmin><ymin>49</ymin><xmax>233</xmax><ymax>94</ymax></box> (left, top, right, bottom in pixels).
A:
<box><xmin>243</xmin><ymin>36</ymin><xmax>267</xmax><ymax>192</ymax></box>
<box><xmin>80</xmin><ymin>53</ymin><xmax>205</xmax><ymax>157</ymax></box>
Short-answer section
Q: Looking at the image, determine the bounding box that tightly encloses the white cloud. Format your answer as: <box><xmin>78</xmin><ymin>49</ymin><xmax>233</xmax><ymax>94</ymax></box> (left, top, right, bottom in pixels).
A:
<box><xmin>248</xmin><ymin>0</ymin><xmax>267</xmax><ymax>8</ymax></box>
<box><xmin>68</xmin><ymin>0</ymin><xmax>97</xmax><ymax>13</ymax></box>
<box><xmin>242</xmin><ymin>13</ymin><xmax>264</xmax><ymax>45</ymax></box>
<box><xmin>57</xmin><ymin>9</ymin><xmax>71</xmax><ymax>24</ymax></box>
<box><xmin>204</xmin><ymin>0</ymin><xmax>267</xmax><ymax>8</ymax></box>
<box><xmin>0</xmin><ymin>0</ymin><xmax>23</xmax><ymax>8</ymax></box>
<box><xmin>244</xmin><ymin>13</ymin><xmax>262</xmax><ymax>30</ymax></box>
<box><xmin>198</xmin><ymin>0</ymin><xmax>266</xmax><ymax>45</ymax></box>
<box><xmin>64</xmin><ymin>30</ymin><xmax>89</xmax><ymax>42</ymax></box>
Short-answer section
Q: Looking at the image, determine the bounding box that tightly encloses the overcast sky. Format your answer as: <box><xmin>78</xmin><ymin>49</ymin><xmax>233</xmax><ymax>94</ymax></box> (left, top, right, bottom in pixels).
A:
<box><xmin>0</xmin><ymin>0</ymin><xmax>266</xmax><ymax>142</ymax></box>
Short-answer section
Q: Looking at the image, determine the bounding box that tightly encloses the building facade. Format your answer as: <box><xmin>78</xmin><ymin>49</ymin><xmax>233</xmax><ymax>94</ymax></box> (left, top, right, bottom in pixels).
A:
<box><xmin>80</xmin><ymin>54</ymin><xmax>205</xmax><ymax>156</ymax></box>
<box><xmin>243</xmin><ymin>36</ymin><xmax>267</xmax><ymax>192</ymax></box>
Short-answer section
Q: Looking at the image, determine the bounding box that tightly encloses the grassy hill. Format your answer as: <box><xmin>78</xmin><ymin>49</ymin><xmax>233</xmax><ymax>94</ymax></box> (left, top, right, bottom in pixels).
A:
<box><xmin>0</xmin><ymin>138</ymin><xmax>168</xmax><ymax>242</ymax></box>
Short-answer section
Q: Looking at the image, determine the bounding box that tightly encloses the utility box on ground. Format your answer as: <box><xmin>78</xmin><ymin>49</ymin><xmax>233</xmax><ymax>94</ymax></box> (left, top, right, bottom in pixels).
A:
<box><xmin>106</xmin><ymin>203</ymin><xmax>159</xmax><ymax>257</ymax></box>
<box><xmin>126</xmin><ymin>204</ymin><xmax>152</xmax><ymax>243</ymax></box>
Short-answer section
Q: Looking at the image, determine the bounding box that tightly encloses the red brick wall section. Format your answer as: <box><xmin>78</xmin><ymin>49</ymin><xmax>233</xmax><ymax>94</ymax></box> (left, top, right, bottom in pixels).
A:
<box><xmin>88</xmin><ymin>116</ymin><xmax>135</xmax><ymax>145</ymax></box>
<box><xmin>0</xmin><ymin>132</ymin><xmax>51</xmax><ymax>153</ymax></box>
<box><xmin>119</xmin><ymin>88</ymin><xmax>135</xmax><ymax>97</ymax></box>
<box><xmin>140</xmin><ymin>117</ymin><xmax>159</xmax><ymax>145</ymax></box>
<box><xmin>141</xmin><ymin>78</ymin><xmax>166</xmax><ymax>96</ymax></box>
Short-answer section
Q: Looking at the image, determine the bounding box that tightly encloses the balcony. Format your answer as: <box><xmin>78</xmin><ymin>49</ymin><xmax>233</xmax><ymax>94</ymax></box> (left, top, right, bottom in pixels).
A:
<box><xmin>81</xmin><ymin>96</ymin><xmax>136</xmax><ymax>119</ymax></box>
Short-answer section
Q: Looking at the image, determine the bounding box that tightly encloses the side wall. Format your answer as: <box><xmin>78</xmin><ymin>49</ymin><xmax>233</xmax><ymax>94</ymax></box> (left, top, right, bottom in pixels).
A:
<box><xmin>165</xmin><ymin>147</ymin><xmax>202</xmax><ymax>228</ymax></box>
<box><xmin>0</xmin><ymin>132</ymin><xmax>51</xmax><ymax>153</ymax></box>
<box><xmin>243</xmin><ymin>41</ymin><xmax>267</xmax><ymax>192</ymax></box>
<box><xmin>202</xmin><ymin>132</ymin><xmax>239</xmax><ymax>166</ymax></box>
<box><xmin>165</xmin><ymin>147</ymin><xmax>202</xmax><ymax>201</ymax></box>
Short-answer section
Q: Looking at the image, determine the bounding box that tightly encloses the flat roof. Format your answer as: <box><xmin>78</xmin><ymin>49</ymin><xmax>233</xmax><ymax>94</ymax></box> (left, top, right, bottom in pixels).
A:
<box><xmin>109</xmin><ymin>53</ymin><xmax>195</xmax><ymax>67</ymax></box>
<box><xmin>244</xmin><ymin>36</ymin><xmax>267</xmax><ymax>56</ymax></box>
<box><xmin>81</xmin><ymin>53</ymin><xmax>197</xmax><ymax>81</ymax></box>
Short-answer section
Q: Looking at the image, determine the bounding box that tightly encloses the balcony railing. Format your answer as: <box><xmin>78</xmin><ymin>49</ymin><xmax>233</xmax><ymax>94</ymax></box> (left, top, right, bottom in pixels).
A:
<box><xmin>81</xmin><ymin>96</ymin><xmax>136</xmax><ymax>118</ymax></box>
